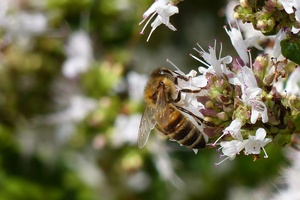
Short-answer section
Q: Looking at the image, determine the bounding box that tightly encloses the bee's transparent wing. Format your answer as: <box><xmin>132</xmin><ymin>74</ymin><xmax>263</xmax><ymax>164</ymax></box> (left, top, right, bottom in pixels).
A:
<box><xmin>155</xmin><ymin>89</ymin><xmax>169</xmax><ymax>126</ymax></box>
<box><xmin>137</xmin><ymin>106</ymin><xmax>156</xmax><ymax>148</ymax></box>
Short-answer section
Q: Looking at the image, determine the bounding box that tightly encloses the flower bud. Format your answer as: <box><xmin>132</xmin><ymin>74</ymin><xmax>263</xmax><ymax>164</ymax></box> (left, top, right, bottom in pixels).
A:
<box><xmin>256</xmin><ymin>15</ymin><xmax>275</xmax><ymax>33</ymax></box>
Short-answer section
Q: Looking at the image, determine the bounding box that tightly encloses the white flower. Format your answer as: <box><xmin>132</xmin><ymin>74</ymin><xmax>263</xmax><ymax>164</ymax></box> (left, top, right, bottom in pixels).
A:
<box><xmin>215</xmin><ymin>128</ymin><xmax>271</xmax><ymax>165</ymax></box>
<box><xmin>112</xmin><ymin>114</ymin><xmax>142</xmax><ymax>147</ymax></box>
<box><xmin>0</xmin><ymin>11</ymin><xmax>47</xmax><ymax>47</ymax></box>
<box><xmin>224</xmin><ymin>24</ymin><xmax>262</xmax><ymax>64</ymax></box>
<box><xmin>127</xmin><ymin>71</ymin><xmax>148</xmax><ymax>101</ymax></box>
<box><xmin>233</xmin><ymin>66</ymin><xmax>269</xmax><ymax>124</ymax></box>
<box><xmin>279</xmin><ymin>0</ymin><xmax>300</xmax><ymax>22</ymax></box>
<box><xmin>139</xmin><ymin>0</ymin><xmax>179</xmax><ymax>42</ymax></box>
<box><xmin>41</xmin><ymin>95</ymin><xmax>97</xmax><ymax>123</ymax></box>
<box><xmin>62</xmin><ymin>31</ymin><xmax>93</xmax><ymax>78</ymax></box>
<box><xmin>149</xmin><ymin>136</ymin><xmax>184</xmax><ymax>188</ymax></box>
<box><xmin>3</xmin><ymin>12</ymin><xmax>47</xmax><ymax>35</ymax></box>
<box><xmin>223</xmin><ymin>119</ymin><xmax>243</xmax><ymax>141</ymax></box>
<box><xmin>292</xmin><ymin>26</ymin><xmax>300</xmax><ymax>34</ymax></box>
<box><xmin>220</xmin><ymin>140</ymin><xmax>245</xmax><ymax>159</ymax></box>
<box><xmin>272</xmin><ymin>149</ymin><xmax>300</xmax><ymax>200</ymax></box>
<box><xmin>191</xmin><ymin>40</ymin><xmax>232</xmax><ymax>77</ymax></box>
<box><xmin>248</xmin><ymin>100</ymin><xmax>268</xmax><ymax>123</ymax></box>
<box><xmin>213</xmin><ymin>119</ymin><xmax>243</xmax><ymax>146</ymax></box>
<box><xmin>244</xmin><ymin>128</ymin><xmax>272</xmax><ymax>158</ymax></box>
<box><xmin>285</xmin><ymin>67</ymin><xmax>300</xmax><ymax>96</ymax></box>
<box><xmin>60</xmin><ymin>95</ymin><xmax>97</xmax><ymax>122</ymax></box>
<box><xmin>176</xmin><ymin>69</ymin><xmax>208</xmax><ymax>89</ymax></box>
<box><xmin>272</xmin><ymin>29</ymin><xmax>287</xmax><ymax>58</ymax></box>
<box><xmin>215</xmin><ymin>139</ymin><xmax>247</xmax><ymax>166</ymax></box>
<box><xmin>174</xmin><ymin>69</ymin><xmax>207</xmax><ymax>110</ymax></box>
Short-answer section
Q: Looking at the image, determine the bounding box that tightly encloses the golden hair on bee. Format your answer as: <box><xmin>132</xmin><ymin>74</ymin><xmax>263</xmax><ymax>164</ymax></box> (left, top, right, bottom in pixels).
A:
<box><xmin>144</xmin><ymin>67</ymin><xmax>177</xmax><ymax>106</ymax></box>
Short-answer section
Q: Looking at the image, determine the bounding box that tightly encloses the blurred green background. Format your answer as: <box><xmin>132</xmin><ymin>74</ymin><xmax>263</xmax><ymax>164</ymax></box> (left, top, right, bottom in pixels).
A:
<box><xmin>0</xmin><ymin>0</ymin><xmax>288</xmax><ymax>199</ymax></box>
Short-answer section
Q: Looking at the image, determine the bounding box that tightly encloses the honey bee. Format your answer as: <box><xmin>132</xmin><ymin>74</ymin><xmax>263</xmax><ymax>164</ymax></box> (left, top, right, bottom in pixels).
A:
<box><xmin>137</xmin><ymin>67</ymin><xmax>207</xmax><ymax>150</ymax></box>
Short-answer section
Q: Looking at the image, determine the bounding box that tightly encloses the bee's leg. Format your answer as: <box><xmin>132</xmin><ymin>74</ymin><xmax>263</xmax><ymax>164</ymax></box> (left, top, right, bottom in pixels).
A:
<box><xmin>180</xmin><ymin>88</ymin><xmax>201</xmax><ymax>93</ymax></box>
<box><xmin>174</xmin><ymin>91</ymin><xmax>182</xmax><ymax>102</ymax></box>
<box><xmin>174</xmin><ymin>89</ymin><xmax>201</xmax><ymax>103</ymax></box>
<box><xmin>175</xmin><ymin>105</ymin><xmax>217</xmax><ymax>127</ymax></box>
<box><xmin>173</xmin><ymin>72</ymin><xmax>189</xmax><ymax>83</ymax></box>
<box><xmin>174</xmin><ymin>76</ymin><xmax>190</xmax><ymax>85</ymax></box>
<box><xmin>160</xmin><ymin>69</ymin><xmax>189</xmax><ymax>84</ymax></box>
<box><xmin>174</xmin><ymin>88</ymin><xmax>201</xmax><ymax>103</ymax></box>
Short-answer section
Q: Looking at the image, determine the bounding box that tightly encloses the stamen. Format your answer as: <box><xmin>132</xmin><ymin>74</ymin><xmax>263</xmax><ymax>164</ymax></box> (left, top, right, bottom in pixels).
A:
<box><xmin>139</xmin><ymin>12</ymin><xmax>157</xmax><ymax>35</ymax></box>
<box><xmin>219</xmin><ymin>42</ymin><xmax>223</xmax><ymax>60</ymax></box>
<box><xmin>147</xmin><ymin>26</ymin><xmax>157</xmax><ymax>42</ymax></box>
<box><xmin>262</xmin><ymin>147</ymin><xmax>268</xmax><ymax>158</ymax></box>
<box><xmin>212</xmin><ymin>132</ymin><xmax>228</xmax><ymax>146</ymax></box>
<box><xmin>166</xmin><ymin>59</ymin><xmax>182</xmax><ymax>72</ymax></box>
<box><xmin>223</xmin><ymin>25</ymin><xmax>229</xmax><ymax>35</ymax></box>
<box><xmin>193</xmin><ymin>47</ymin><xmax>201</xmax><ymax>54</ymax></box>
<box><xmin>214</xmin><ymin>156</ymin><xmax>229</xmax><ymax>166</ymax></box>
<box><xmin>139</xmin><ymin>16</ymin><xmax>147</xmax><ymax>26</ymax></box>
<box><xmin>189</xmin><ymin>54</ymin><xmax>210</xmax><ymax>68</ymax></box>
<box><xmin>213</xmin><ymin>39</ymin><xmax>217</xmax><ymax>51</ymax></box>
<box><xmin>196</xmin><ymin>43</ymin><xmax>206</xmax><ymax>53</ymax></box>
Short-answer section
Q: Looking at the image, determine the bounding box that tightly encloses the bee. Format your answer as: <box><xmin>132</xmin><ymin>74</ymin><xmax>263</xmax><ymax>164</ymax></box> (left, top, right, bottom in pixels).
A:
<box><xmin>137</xmin><ymin>67</ymin><xmax>207</xmax><ymax>150</ymax></box>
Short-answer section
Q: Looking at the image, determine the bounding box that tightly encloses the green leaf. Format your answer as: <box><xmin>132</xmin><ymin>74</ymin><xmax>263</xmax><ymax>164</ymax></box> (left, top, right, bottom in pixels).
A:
<box><xmin>280</xmin><ymin>37</ymin><xmax>300</xmax><ymax>65</ymax></box>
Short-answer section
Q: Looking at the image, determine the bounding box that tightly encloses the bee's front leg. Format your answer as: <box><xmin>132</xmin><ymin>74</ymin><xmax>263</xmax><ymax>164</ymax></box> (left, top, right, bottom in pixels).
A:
<box><xmin>174</xmin><ymin>88</ymin><xmax>201</xmax><ymax>103</ymax></box>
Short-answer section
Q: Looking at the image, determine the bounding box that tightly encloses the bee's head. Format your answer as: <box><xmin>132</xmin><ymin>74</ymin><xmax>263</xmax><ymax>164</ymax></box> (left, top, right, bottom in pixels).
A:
<box><xmin>144</xmin><ymin>68</ymin><xmax>176</xmax><ymax>105</ymax></box>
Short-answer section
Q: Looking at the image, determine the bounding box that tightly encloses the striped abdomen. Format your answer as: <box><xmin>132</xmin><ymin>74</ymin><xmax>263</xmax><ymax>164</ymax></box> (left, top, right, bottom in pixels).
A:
<box><xmin>156</xmin><ymin>106</ymin><xmax>206</xmax><ymax>149</ymax></box>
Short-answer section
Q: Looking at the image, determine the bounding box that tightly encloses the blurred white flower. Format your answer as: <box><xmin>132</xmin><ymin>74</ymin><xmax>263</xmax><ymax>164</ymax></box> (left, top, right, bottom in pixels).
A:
<box><xmin>15</xmin><ymin>12</ymin><xmax>47</xmax><ymax>35</ymax></box>
<box><xmin>127</xmin><ymin>71</ymin><xmax>148</xmax><ymax>101</ymax></box>
<box><xmin>112</xmin><ymin>114</ymin><xmax>142</xmax><ymax>147</ymax></box>
<box><xmin>139</xmin><ymin>0</ymin><xmax>179</xmax><ymax>42</ymax></box>
<box><xmin>62</xmin><ymin>31</ymin><xmax>93</xmax><ymax>78</ymax></box>
<box><xmin>35</xmin><ymin>95</ymin><xmax>97</xmax><ymax>125</ymax></box>
<box><xmin>149</xmin><ymin>136</ymin><xmax>184</xmax><ymax>188</ymax></box>
<box><xmin>0</xmin><ymin>0</ymin><xmax>48</xmax><ymax>47</ymax></box>
<box><xmin>0</xmin><ymin>0</ymin><xmax>10</xmax><ymax>20</ymax></box>
<box><xmin>126</xmin><ymin>171</ymin><xmax>151</xmax><ymax>192</ymax></box>
<box><xmin>244</xmin><ymin>128</ymin><xmax>272</xmax><ymax>157</ymax></box>
<box><xmin>0</xmin><ymin>11</ymin><xmax>47</xmax><ymax>47</ymax></box>
<box><xmin>59</xmin><ymin>95</ymin><xmax>97</xmax><ymax>122</ymax></box>
<box><xmin>46</xmin><ymin>95</ymin><xmax>97</xmax><ymax>144</ymax></box>
<box><xmin>68</xmin><ymin>154</ymin><xmax>104</xmax><ymax>187</ymax></box>
<box><xmin>272</xmin><ymin>149</ymin><xmax>300</xmax><ymax>200</ymax></box>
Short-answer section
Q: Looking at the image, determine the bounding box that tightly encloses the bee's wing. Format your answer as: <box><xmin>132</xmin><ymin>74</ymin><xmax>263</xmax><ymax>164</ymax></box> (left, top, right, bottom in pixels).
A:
<box><xmin>155</xmin><ymin>89</ymin><xmax>169</xmax><ymax>126</ymax></box>
<box><xmin>137</xmin><ymin>105</ymin><xmax>156</xmax><ymax>148</ymax></box>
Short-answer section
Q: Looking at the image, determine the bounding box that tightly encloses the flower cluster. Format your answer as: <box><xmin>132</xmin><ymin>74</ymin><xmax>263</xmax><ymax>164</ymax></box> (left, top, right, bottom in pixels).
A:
<box><xmin>171</xmin><ymin>24</ymin><xmax>299</xmax><ymax>164</ymax></box>
<box><xmin>233</xmin><ymin>0</ymin><xmax>300</xmax><ymax>34</ymax></box>
<box><xmin>139</xmin><ymin>0</ymin><xmax>300</xmax><ymax>166</ymax></box>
